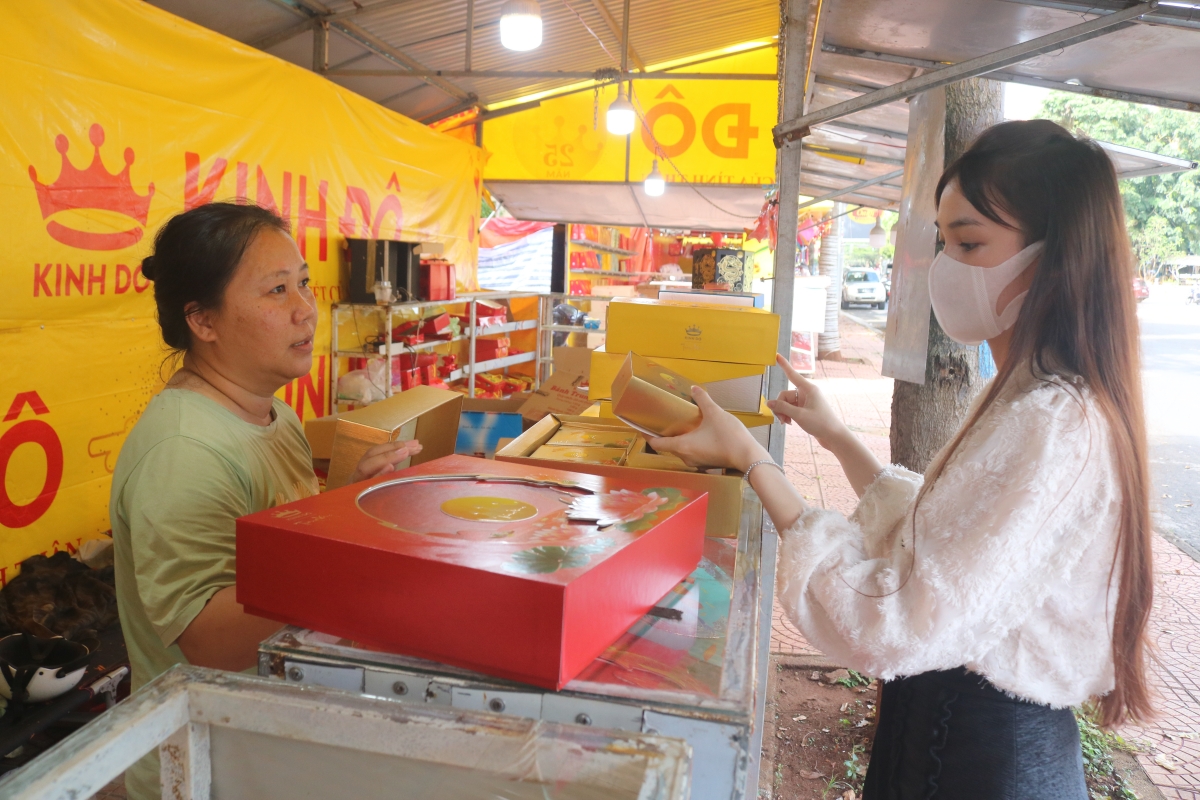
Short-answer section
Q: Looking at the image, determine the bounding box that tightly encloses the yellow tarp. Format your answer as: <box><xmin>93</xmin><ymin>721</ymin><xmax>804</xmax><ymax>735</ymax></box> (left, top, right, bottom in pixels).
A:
<box><xmin>483</xmin><ymin>47</ymin><xmax>777</xmax><ymax>186</ymax></box>
<box><xmin>0</xmin><ymin>0</ymin><xmax>483</xmax><ymax>579</ymax></box>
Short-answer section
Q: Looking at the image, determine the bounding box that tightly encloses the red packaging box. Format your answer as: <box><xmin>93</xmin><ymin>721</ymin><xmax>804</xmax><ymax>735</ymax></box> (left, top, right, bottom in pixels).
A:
<box><xmin>475</xmin><ymin>337</ymin><xmax>511</xmax><ymax>361</ymax></box>
<box><xmin>236</xmin><ymin>455</ymin><xmax>708</xmax><ymax>689</ymax></box>
<box><xmin>420</xmin><ymin>260</ymin><xmax>457</xmax><ymax>302</ymax></box>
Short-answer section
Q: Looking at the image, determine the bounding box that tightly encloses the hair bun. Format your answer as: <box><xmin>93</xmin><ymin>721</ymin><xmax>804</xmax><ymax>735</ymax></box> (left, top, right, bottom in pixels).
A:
<box><xmin>141</xmin><ymin>256</ymin><xmax>156</xmax><ymax>281</ymax></box>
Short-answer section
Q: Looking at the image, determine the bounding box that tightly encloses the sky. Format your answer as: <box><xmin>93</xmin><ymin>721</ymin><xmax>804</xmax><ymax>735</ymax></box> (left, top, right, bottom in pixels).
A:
<box><xmin>1003</xmin><ymin>83</ymin><xmax>1055</xmax><ymax>120</ymax></box>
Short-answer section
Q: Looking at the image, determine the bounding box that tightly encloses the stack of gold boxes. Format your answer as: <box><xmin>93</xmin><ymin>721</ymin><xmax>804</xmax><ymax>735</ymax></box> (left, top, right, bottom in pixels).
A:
<box><xmin>591</xmin><ymin>298</ymin><xmax>781</xmax><ymax>448</ymax></box>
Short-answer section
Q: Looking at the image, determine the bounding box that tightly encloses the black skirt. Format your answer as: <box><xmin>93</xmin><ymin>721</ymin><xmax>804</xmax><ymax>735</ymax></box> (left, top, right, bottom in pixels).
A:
<box><xmin>862</xmin><ymin>668</ymin><xmax>1088</xmax><ymax>800</ymax></box>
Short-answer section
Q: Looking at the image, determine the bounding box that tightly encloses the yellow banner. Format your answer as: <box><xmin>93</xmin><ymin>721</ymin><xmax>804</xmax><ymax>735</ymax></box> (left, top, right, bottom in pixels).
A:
<box><xmin>483</xmin><ymin>47</ymin><xmax>777</xmax><ymax>186</ymax></box>
<box><xmin>0</xmin><ymin>0</ymin><xmax>483</xmax><ymax>580</ymax></box>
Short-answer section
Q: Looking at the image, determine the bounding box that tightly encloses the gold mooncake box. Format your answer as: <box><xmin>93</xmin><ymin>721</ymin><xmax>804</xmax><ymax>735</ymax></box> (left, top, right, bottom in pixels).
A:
<box><xmin>545</xmin><ymin>428</ymin><xmax>638</xmax><ymax>448</ymax></box>
<box><xmin>610</xmin><ymin>353</ymin><xmax>703</xmax><ymax>438</ymax></box>
<box><xmin>530</xmin><ymin>445</ymin><xmax>626</xmax><ymax>466</ymax></box>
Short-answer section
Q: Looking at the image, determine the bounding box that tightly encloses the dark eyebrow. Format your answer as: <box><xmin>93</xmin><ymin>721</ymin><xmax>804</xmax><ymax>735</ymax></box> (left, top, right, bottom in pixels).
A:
<box><xmin>934</xmin><ymin>217</ymin><xmax>983</xmax><ymax>231</ymax></box>
<box><xmin>269</xmin><ymin>264</ymin><xmax>309</xmax><ymax>277</ymax></box>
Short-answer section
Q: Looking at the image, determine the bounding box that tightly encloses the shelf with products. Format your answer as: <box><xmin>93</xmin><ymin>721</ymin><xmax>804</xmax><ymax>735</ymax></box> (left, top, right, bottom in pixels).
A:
<box><xmin>330</xmin><ymin>293</ymin><xmax>543</xmax><ymax>404</ymax></box>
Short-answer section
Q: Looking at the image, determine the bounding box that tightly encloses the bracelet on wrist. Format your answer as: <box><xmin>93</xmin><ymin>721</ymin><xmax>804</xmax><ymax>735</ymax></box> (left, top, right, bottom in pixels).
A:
<box><xmin>743</xmin><ymin>458</ymin><xmax>783</xmax><ymax>482</ymax></box>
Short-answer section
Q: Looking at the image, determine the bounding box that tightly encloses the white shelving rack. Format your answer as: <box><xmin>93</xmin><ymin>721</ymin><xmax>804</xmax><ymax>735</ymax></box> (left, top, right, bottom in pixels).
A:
<box><xmin>331</xmin><ymin>292</ymin><xmax>542</xmax><ymax>404</ymax></box>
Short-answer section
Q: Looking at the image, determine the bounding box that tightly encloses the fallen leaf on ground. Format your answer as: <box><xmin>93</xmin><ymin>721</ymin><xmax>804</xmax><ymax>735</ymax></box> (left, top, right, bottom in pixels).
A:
<box><xmin>793</xmin><ymin>715</ymin><xmax>807</xmax><ymax>721</ymax></box>
<box><xmin>856</xmin><ymin>719</ymin><xmax>870</xmax><ymax>727</ymax></box>
<box><xmin>1154</xmin><ymin>753</ymin><xmax>1179</xmax><ymax>772</ymax></box>
<box><xmin>843</xmin><ymin>790</ymin><xmax>857</xmax><ymax>800</ymax></box>
<box><xmin>799</xmin><ymin>770</ymin><xmax>824</xmax><ymax>780</ymax></box>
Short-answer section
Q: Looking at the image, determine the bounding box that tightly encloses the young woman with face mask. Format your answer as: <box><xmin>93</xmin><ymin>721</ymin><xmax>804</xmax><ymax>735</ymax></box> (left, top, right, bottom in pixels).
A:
<box><xmin>651</xmin><ymin>119</ymin><xmax>1152</xmax><ymax>798</ymax></box>
<box><xmin>111</xmin><ymin>203</ymin><xmax>421</xmax><ymax>800</ymax></box>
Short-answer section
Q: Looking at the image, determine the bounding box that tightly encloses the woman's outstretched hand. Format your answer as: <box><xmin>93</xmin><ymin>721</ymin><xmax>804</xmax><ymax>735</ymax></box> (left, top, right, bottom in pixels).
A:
<box><xmin>648</xmin><ymin>386</ymin><xmax>767</xmax><ymax>472</ymax></box>
<box><xmin>349</xmin><ymin>439</ymin><xmax>423</xmax><ymax>484</ymax></box>
<box><xmin>768</xmin><ymin>354</ymin><xmax>848</xmax><ymax>448</ymax></box>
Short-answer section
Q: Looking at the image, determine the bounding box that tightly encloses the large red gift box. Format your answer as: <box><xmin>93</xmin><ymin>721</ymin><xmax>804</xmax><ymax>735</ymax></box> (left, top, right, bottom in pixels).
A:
<box><xmin>236</xmin><ymin>455</ymin><xmax>708</xmax><ymax>689</ymax></box>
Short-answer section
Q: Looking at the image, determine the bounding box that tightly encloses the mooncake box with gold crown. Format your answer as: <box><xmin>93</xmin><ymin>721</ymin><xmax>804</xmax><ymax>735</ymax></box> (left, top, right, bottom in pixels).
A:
<box><xmin>236</xmin><ymin>455</ymin><xmax>707</xmax><ymax>690</ymax></box>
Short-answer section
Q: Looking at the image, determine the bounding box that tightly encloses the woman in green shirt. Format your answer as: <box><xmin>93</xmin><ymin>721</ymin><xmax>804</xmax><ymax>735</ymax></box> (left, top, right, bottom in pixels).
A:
<box><xmin>111</xmin><ymin>203</ymin><xmax>419</xmax><ymax>800</ymax></box>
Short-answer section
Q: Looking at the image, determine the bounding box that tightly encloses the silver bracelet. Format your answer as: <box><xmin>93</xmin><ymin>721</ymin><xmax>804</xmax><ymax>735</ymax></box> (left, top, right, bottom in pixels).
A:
<box><xmin>743</xmin><ymin>458</ymin><xmax>782</xmax><ymax>482</ymax></box>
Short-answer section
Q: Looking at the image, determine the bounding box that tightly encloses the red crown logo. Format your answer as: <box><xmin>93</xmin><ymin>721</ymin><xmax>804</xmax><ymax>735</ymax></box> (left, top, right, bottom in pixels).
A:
<box><xmin>27</xmin><ymin>123</ymin><xmax>155</xmax><ymax>251</ymax></box>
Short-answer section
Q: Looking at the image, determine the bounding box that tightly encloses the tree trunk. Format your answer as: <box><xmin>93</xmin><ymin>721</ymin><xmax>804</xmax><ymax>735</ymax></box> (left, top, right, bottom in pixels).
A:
<box><xmin>817</xmin><ymin>203</ymin><xmax>843</xmax><ymax>359</ymax></box>
<box><xmin>890</xmin><ymin>78</ymin><xmax>1003</xmax><ymax>473</ymax></box>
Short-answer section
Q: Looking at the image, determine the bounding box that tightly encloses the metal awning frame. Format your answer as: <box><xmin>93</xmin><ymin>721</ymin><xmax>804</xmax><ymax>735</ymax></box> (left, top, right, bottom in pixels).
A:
<box><xmin>773</xmin><ymin>0</ymin><xmax>1159</xmax><ymax>144</ymax></box>
<box><xmin>797</xmin><ymin>168</ymin><xmax>904</xmax><ymax>209</ymax></box>
<box><xmin>820</xmin><ymin>41</ymin><xmax>1200</xmax><ymax>113</ymax></box>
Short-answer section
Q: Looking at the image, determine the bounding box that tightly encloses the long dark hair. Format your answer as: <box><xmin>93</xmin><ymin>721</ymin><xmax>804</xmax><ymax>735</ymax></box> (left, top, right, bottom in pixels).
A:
<box><xmin>928</xmin><ymin>119</ymin><xmax>1152</xmax><ymax>727</ymax></box>
<box><xmin>142</xmin><ymin>202</ymin><xmax>290</xmax><ymax>352</ymax></box>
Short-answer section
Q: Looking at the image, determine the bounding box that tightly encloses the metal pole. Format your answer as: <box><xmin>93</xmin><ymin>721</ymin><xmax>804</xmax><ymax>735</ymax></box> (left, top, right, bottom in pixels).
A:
<box><xmin>768</xmin><ymin>0</ymin><xmax>820</xmax><ymax>467</ymax></box>
<box><xmin>620</xmin><ymin>0</ymin><xmax>631</xmax><ymax>75</ymax></box>
<box><xmin>465</xmin><ymin>0</ymin><xmax>474</xmax><ymax>72</ymax></box>
<box><xmin>797</xmin><ymin>169</ymin><xmax>904</xmax><ymax>210</ymax></box>
<box><xmin>326</xmin><ymin>69</ymin><xmax>778</xmax><ymax>80</ymax></box>
<box><xmin>312</xmin><ymin>18</ymin><xmax>329</xmax><ymax>73</ymax></box>
<box><xmin>774</xmin><ymin>0</ymin><xmax>1158</xmax><ymax>144</ymax></box>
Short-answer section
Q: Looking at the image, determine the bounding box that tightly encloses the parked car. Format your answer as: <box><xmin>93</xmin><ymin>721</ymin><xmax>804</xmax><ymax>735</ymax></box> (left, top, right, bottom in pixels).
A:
<box><xmin>1132</xmin><ymin>277</ymin><xmax>1150</xmax><ymax>302</ymax></box>
<box><xmin>841</xmin><ymin>270</ymin><xmax>887</xmax><ymax>309</ymax></box>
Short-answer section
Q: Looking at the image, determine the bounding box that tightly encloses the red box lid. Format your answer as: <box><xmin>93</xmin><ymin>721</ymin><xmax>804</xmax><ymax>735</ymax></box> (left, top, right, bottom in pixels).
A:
<box><xmin>236</xmin><ymin>455</ymin><xmax>707</xmax><ymax>689</ymax></box>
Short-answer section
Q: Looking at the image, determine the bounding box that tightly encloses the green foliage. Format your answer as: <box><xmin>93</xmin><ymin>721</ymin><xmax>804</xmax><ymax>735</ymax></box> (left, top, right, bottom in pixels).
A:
<box><xmin>1039</xmin><ymin>93</ymin><xmax>1200</xmax><ymax>260</ymax></box>
<box><xmin>1074</xmin><ymin>708</ymin><xmax>1138</xmax><ymax>800</ymax></box>
<box><xmin>844</xmin><ymin>743</ymin><xmax>868</xmax><ymax>782</ymax></box>
<box><xmin>835</xmin><ymin>669</ymin><xmax>873</xmax><ymax>689</ymax></box>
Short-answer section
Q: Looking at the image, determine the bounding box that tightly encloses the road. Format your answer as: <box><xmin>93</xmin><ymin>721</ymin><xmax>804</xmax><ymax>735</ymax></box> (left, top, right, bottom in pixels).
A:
<box><xmin>1139</xmin><ymin>285</ymin><xmax>1200</xmax><ymax>558</ymax></box>
<box><xmin>841</xmin><ymin>302</ymin><xmax>888</xmax><ymax>333</ymax></box>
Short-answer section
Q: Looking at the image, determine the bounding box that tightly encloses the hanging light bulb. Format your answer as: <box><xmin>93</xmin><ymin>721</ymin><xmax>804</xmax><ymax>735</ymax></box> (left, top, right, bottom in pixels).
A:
<box><xmin>644</xmin><ymin>160</ymin><xmax>665</xmax><ymax>196</ymax></box>
<box><xmin>499</xmin><ymin>0</ymin><xmax>542</xmax><ymax>52</ymax></box>
<box><xmin>606</xmin><ymin>85</ymin><xmax>636</xmax><ymax>135</ymax></box>
<box><xmin>868</xmin><ymin>214</ymin><xmax>886</xmax><ymax>249</ymax></box>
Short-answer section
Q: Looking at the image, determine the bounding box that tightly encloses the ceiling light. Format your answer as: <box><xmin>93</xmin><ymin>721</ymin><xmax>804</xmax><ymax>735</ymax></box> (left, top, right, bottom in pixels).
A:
<box><xmin>606</xmin><ymin>86</ymin><xmax>636</xmax><ymax>136</ymax></box>
<box><xmin>644</xmin><ymin>160</ymin><xmax>665</xmax><ymax>196</ymax></box>
<box><xmin>500</xmin><ymin>0</ymin><xmax>542</xmax><ymax>52</ymax></box>
<box><xmin>869</xmin><ymin>218</ymin><xmax>886</xmax><ymax>249</ymax></box>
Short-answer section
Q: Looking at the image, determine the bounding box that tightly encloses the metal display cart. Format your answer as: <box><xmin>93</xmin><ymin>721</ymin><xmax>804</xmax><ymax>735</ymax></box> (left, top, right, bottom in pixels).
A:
<box><xmin>258</xmin><ymin>485</ymin><xmax>779</xmax><ymax>800</ymax></box>
<box><xmin>0</xmin><ymin>666</ymin><xmax>692</xmax><ymax>800</ymax></box>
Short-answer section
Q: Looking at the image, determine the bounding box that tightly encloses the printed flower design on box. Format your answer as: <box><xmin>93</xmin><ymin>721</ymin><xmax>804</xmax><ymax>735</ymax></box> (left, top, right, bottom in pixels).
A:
<box><xmin>507</xmin><ymin>538</ymin><xmax>614</xmax><ymax>575</ymax></box>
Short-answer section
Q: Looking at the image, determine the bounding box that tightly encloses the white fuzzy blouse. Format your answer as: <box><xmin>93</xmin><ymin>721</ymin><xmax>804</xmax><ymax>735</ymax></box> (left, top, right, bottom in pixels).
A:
<box><xmin>777</xmin><ymin>364</ymin><xmax>1122</xmax><ymax>708</ymax></box>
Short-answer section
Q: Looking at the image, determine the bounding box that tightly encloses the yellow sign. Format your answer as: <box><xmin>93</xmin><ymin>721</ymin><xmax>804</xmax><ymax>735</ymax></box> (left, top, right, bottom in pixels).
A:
<box><xmin>484</xmin><ymin>47</ymin><xmax>777</xmax><ymax>186</ymax></box>
<box><xmin>850</xmin><ymin>207</ymin><xmax>879</xmax><ymax>225</ymax></box>
<box><xmin>0</xmin><ymin>0</ymin><xmax>482</xmax><ymax>580</ymax></box>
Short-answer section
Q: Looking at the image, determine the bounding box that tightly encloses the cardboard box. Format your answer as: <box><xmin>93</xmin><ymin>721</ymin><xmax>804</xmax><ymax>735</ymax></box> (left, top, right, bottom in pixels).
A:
<box><xmin>552</xmin><ymin>346</ymin><xmax>593</xmax><ymax>382</ymax></box>
<box><xmin>237</xmin><ymin>455</ymin><xmax>708</xmax><ymax>689</ymax></box>
<box><xmin>589</xmin><ymin>348</ymin><xmax>766</xmax><ymax>412</ymax></box>
<box><xmin>497</xmin><ymin>415</ymin><xmax>744</xmax><ymax>537</ymax></box>
<box><xmin>518</xmin><ymin>371</ymin><xmax>592</xmax><ymax>424</ymax></box>
<box><xmin>326</xmin><ymin>386</ymin><xmax>463</xmax><ymax>489</ymax></box>
<box><xmin>455</xmin><ymin>395</ymin><xmax>529</xmax><ymax>459</ymax></box>
<box><xmin>303</xmin><ymin>414</ymin><xmax>340</xmax><ymax>461</ymax></box>
<box><xmin>605</xmin><ymin>299</ymin><xmax>780</xmax><ymax>366</ymax></box>
<box><xmin>610</xmin><ymin>353</ymin><xmax>703</xmax><ymax>437</ymax></box>
<box><xmin>658</xmin><ymin>288</ymin><xmax>764</xmax><ymax>309</ymax></box>
<box><xmin>597</xmin><ymin>397</ymin><xmax>774</xmax><ymax>449</ymax></box>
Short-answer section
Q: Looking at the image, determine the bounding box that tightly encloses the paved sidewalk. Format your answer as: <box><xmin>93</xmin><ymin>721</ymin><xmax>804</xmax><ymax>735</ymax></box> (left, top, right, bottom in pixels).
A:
<box><xmin>774</xmin><ymin>314</ymin><xmax>1200</xmax><ymax>798</ymax></box>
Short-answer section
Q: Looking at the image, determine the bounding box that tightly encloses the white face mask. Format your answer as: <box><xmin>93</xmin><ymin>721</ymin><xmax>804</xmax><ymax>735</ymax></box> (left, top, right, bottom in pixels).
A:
<box><xmin>927</xmin><ymin>241</ymin><xmax>1043</xmax><ymax>345</ymax></box>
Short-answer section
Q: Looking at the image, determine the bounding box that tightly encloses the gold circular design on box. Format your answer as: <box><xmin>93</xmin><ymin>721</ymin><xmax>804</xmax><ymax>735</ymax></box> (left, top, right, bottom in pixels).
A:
<box><xmin>440</xmin><ymin>496</ymin><xmax>538</xmax><ymax>522</ymax></box>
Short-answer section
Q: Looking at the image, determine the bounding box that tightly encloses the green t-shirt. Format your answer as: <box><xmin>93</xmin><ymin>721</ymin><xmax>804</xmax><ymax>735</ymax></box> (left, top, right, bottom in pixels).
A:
<box><xmin>111</xmin><ymin>388</ymin><xmax>318</xmax><ymax>800</ymax></box>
